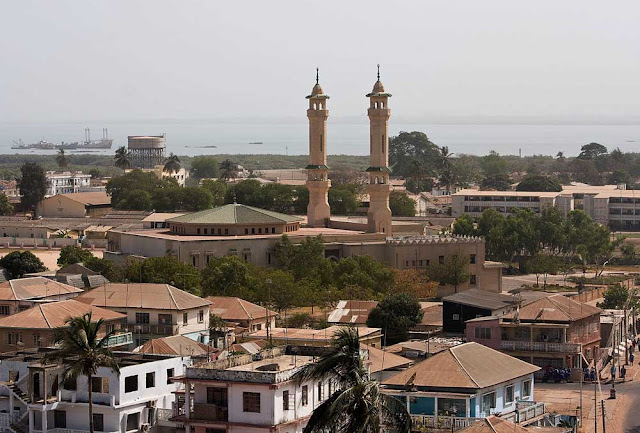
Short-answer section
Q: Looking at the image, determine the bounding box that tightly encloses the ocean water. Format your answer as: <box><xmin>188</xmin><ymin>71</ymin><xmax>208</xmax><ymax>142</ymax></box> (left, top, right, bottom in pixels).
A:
<box><xmin>1</xmin><ymin>120</ymin><xmax>639</xmax><ymax>158</ymax></box>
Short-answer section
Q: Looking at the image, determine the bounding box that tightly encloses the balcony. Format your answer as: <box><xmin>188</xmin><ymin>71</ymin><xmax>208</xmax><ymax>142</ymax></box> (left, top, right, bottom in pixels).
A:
<box><xmin>410</xmin><ymin>415</ymin><xmax>483</xmax><ymax>431</ymax></box>
<box><xmin>191</xmin><ymin>403</ymin><xmax>228</xmax><ymax>422</ymax></box>
<box><xmin>501</xmin><ymin>402</ymin><xmax>546</xmax><ymax>425</ymax></box>
<box><xmin>123</xmin><ymin>323</ymin><xmax>178</xmax><ymax>336</ymax></box>
<box><xmin>105</xmin><ymin>332</ymin><xmax>133</xmax><ymax>347</ymax></box>
<box><xmin>500</xmin><ymin>340</ymin><xmax>581</xmax><ymax>354</ymax></box>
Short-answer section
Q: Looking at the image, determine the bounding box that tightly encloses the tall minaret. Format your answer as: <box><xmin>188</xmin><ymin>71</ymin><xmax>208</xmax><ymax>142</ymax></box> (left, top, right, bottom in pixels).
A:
<box><xmin>366</xmin><ymin>65</ymin><xmax>392</xmax><ymax>234</ymax></box>
<box><xmin>305</xmin><ymin>68</ymin><xmax>331</xmax><ymax>227</ymax></box>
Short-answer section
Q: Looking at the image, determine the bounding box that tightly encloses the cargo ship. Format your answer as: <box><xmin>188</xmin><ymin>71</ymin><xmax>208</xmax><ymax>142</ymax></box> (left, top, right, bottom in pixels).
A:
<box><xmin>11</xmin><ymin>128</ymin><xmax>113</xmax><ymax>150</ymax></box>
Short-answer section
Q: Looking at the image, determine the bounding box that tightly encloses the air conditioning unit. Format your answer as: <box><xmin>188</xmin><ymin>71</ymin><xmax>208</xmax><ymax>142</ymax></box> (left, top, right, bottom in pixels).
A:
<box><xmin>141</xmin><ymin>423</ymin><xmax>150</xmax><ymax>432</ymax></box>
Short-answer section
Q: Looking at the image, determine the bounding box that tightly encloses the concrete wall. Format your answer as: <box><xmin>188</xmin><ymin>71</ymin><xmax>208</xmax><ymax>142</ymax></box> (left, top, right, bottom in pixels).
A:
<box><xmin>0</xmin><ymin>237</ymin><xmax>78</xmax><ymax>248</ymax></box>
<box><xmin>465</xmin><ymin>318</ymin><xmax>501</xmax><ymax>350</ymax></box>
<box><xmin>38</xmin><ymin>195</ymin><xmax>87</xmax><ymax>218</ymax></box>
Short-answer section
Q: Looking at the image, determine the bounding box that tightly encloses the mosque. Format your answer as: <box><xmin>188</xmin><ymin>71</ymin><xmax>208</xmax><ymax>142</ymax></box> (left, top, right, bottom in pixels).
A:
<box><xmin>106</xmin><ymin>68</ymin><xmax>502</xmax><ymax>296</ymax></box>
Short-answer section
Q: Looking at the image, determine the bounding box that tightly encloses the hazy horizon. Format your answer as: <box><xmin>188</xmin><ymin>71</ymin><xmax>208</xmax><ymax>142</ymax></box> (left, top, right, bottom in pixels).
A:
<box><xmin>2</xmin><ymin>1</ymin><xmax>640</xmax><ymax>124</ymax></box>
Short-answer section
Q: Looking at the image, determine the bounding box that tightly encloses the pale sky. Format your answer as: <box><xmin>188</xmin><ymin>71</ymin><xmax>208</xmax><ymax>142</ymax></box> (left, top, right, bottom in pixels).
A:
<box><xmin>2</xmin><ymin>0</ymin><xmax>640</xmax><ymax>123</ymax></box>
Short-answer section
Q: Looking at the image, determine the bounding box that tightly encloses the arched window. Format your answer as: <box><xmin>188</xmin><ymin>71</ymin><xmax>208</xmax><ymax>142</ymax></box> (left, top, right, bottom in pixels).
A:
<box><xmin>374</xmin><ymin>101</ymin><xmax>379</xmax><ymax>109</ymax></box>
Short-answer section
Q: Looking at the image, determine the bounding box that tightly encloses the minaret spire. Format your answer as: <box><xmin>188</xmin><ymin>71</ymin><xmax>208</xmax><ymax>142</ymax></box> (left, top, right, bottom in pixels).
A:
<box><xmin>316</xmin><ymin>67</ymin><xmax>319</xmax><ymax>85</ymax></box>
<box><xmin>377</xmin><ymin>64</ymin><xmax>380</xmax><ymax>81</ymax></box>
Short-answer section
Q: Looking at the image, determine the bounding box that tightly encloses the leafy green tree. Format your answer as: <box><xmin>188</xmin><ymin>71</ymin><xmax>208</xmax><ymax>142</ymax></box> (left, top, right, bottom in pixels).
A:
<box><xmin>56</xmin><ymin>149</ymin><xmax>69</xmax><ymax>169</ymax></box>
<box><xmin>578</xmin><ymin>142</ymin><xmax>608</xmax><ymax>160</ymax></box>
<box><xmin>480</xmin><ymin>151</ymin><xmax>511</xmax><ymax>191</ymax></box>
<box><xmin>219</xmin><ymin>159</ymin><xmax>238</xmax><ymax>181</ymax></box>
<box><xmin>115</xmin><ymin>189</ymin><xmax>153</xmax><ymax>211</ymax></box>
<box><xmin>294</xmin><ymin>327</ymin><xmax>410</xmax><ymax>433</ymax></box>
<box><xmin>255</xmin><ymin>268</ymin><xmax>297</xmax><ymax>313</ymax></box>
<box><xmin>201</xmin><ymin>256</ymin><xmax>253</xmax><ymax>297</ymax></box>
<box><xmin>426</xmin><ymin>253</ymin><xmax>470</xmax><ymax>294</ymax></box>
<box><xmin>181</xmin><ymin>186</ymin><xmax>213</xmax><ymax>211</ymax></box>
<box><xmin>163</xmin><ymin>153</ymin><xmax>181</xmax><ymax>174</ymax></box>
<box><xmin>123</xmin><ymin>256</ymin><xmax>201</xmax><ymax>294</ymax></box>
<box><xmin>333</xmin><ymin>255</ymin><xmax>394</xmax><ymax>293</ymax></box>
<box><xmin>84</xmin><ymin>256</ymin><xmax>122</xmax><ymax>282</ymax></box>
<box><xmin>608</xmin><ymin>169</ymin><xmax>630</xmax><ymax>186</ymax></box>
<box><xmin>367</xmin><ymin>293</ymin><xmax>423</xmax><ymax>345</ymax></box>
<box><xmin>569</xmin><ymin>159</ymin><xmax>602</xmax><ymax>185</ymax></box>
<box><xmin>389</xmin><ymin>192</ymin><xmax>416</xmax><ymax>216</ymax></box>
<box><xmin>190</xmin><ymin>156</ymin><xmax>220</xmax><ymax>179</ymax></box>
<box><xmin>43</xmin><ymin>312</ymin><xmax>120</xmax><ymax>433</ymax></box>
<box><xmin>516</xmin><ymin>174</ymin><xmax>562</xmax><ymax>192</ymax></box>
<box><xmin>476</xmin><ymin>209</ymin><xmax>509</xmax><ymax>261</ymax></box>
<box><xmin>18</xmin><ymin>162</ymin><xmax>48</xmax><ymax>211</ymax></box>
<box><xmin>58</xmin><ymin>245</ymin><xmax>94</xmax><ymax>267</ymax></box>
<box><xmin>260</xmin><ymin>183</ymin><xmax>296</xmax><ymax>213</ymax></box>
<box><xmin>292</xmin><ymin>185</ymin><xmax>309</xmax><ymax>214</ymax></box>
<box><xmin>328</xmin><ymin>185</ymin><xmax>359</xmax><ymax>215</ymax></box>
<box><xmin>527</xmin><ymin>254</ymin><xmax>559</xmax><ymax>287</ymax></box>
<box><xmin>0</xmin><ymin>250</ymin><xmax>46</xmax><ymax>278</ymax></box>
<box><xmin>598</xmin><ymin>284</ymin><xmax>639</xmax><ymax>310</ymax></box>
<box><xmin>106</xmin><ymin>170</ymin><xmax>163</xmax><ymax>207</ymax></box>
<box><xmin>201</xmin><ymin>179</ymin><xmax>228</xmax><ymax>206</ymax></box>
<box><xmin>88</xmin><ymin>168</ymin><xmax>102</xmax><ymax>179</ymax></box>
<box><xmin>224</xmin><ymin>179</ymin><xmax>262</xmax><ymax>204</ymax></box>
<box><xmin>438</xmin><ymin>146</ymin><xmax>456</xmax><ymax>193</ymax></box>
<box><xmin>389</xmin><ymin>131</ymin><xmax>441</xmax><ymax>178</ymax></box>
<box><xmin>275</xmin><ymin>235</ymin><xmax>328</xmax><ymax>281</ymax></box>
<box><xmin>0</xmin><ymin>194</ymin><xmax>14</xmax><ymax>216</ymax></box>
<box><xmin>114</xmin><ymin>146</ymin><xmax>131</xmax><ymax>171</ymax></box>
<box><xmin>452</xmin><ymin>214</ymin><xmax>476</xmax><ymax>236</ymax></box>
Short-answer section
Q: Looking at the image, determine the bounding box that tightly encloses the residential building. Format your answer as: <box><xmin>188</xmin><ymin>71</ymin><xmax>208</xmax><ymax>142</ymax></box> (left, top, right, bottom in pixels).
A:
<box><xmin>243</xmin><ymin>325</ymin><xmax>383</xmax><ymax>348</ymax></box>
<box><xmin>136</xmin><ymin>335</ymin><xmax>218</xmax><ymax>363</ymax></box>
<box><xmin>126</xmin><ymin>166</ymin><xmax>189</xmax><ymax>187</ymax></box>
<box><xmin>365</xmin><ymin>343</ymin><xmax>412</xmax><ymax>381</ymax></box>
<box><xmin>0</xmin><ymin>180</ymin><xmax>20</xmax><ymax>199</ymax></box>
<box><xmin>37</xmin><ymin>191</ymin><xmax>112</xmax><ymax>218</ymax></box>
<box><xmin>54</xmin><ymin>263</ymin><xmax>110</xmax><ymax>290</ymax></box>
<box><xmin>171</xmin><ymin>345</ymin><xmax>336</xmax><ymax>433</ymax></box>
<box><xmin>0</xmin><ymin>277</ymin><xmax>84</xmax><ymax>316</ymax></box>
<box><xmin>382</xmin><ymin>342</ymin><xmax>542</xmax><ymax>430</ymax></box>
<box><xmin>206</xmin><ymin>296</ymin><xmax>277</xmax><ymax>333</ymax></box>
<box><xmin>0</xmin><ymin>299</ymin><xmax>130</xmax><ymax>352</ymax></box>
<box><xmin>327</xmin><ymin>300</ymin><xmax>378</xmax><ymax>326</ymax></box>
<box><xmin>465</xmin><ymin>294</ymin><xmax>602</xmax><ymax>373</ymax></box>
<box><xmin>0</xmin><ymin>348</ymin><xmax>185</xmax><ymax>433</ymax></box>
<box><xmin>44</xmin><ymin>171</ymin><xmax>91</xmax><ymax>196</ymax></box>
<box><xmin>76</xmin><ymin>283</ymin><xmax>211</xmax><ymax>347</ymax></box>
<box><xmin>142</xmin><ymin>213</ymin><xmax>185</xmax><ymax>229</ymax></box>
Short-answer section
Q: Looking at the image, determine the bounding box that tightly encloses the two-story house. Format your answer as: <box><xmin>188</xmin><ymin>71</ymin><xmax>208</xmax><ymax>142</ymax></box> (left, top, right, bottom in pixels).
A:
<box><xmin>0</xmin><ymin>299</ymin><xmax>131</xmax><ymax>353</ymax></box>
<box><xmin>171</xmin><ymin>346</ymin><xmax>334</xmax><ymax>433</ymax></box>
<box><xmin>466</xmin><ymin>294</ymin><xmax>602</xmax><ymax>374</ymax></box>
<box><xmin>0</xmin><ymin>348</ymin><xmax>187</xmax><ymax>433</ymax></box>
<box><xmin>382</xmin><ymin>342</ymin><xmax>542</xmax><ymax>431</ymax></box>
<box><xmin>206</xmin><ymin>296</ymin><xmax>277</xmax><ymax>333</ymax></box>
<box><xmin>76</xmin><ymin>283</ymin><xmax>212</xmax><ymax>347</ymax></box>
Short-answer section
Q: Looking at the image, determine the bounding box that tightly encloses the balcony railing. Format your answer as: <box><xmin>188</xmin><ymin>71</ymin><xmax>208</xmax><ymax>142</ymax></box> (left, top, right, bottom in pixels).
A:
<box><xmin>410</xmin><ymin>415</ymin><xmax>483</xmax><ymax>431</ymax></box>
<box><xmin>105</xmin><ymin>332</ymin><xmax>133</xmax><ymax>347</ymax></box>
<box><xmin>500</xmin><ymin>340</ymin><xmax>581</xmax><ymax>354</ymax></box>
<box><xmin>191</xmin><ymin>403</ymin><xmax>228</xmax><ymax>422</ymax></box>
<box><xmin>123</xmin><ymin>323</ymin><xmax>179</xmax><ymax>336</ymax></box>
<box><xmin>501</xmin><ymin>402</ymin><xmax>546</xmax><ymax>425</ymax></box>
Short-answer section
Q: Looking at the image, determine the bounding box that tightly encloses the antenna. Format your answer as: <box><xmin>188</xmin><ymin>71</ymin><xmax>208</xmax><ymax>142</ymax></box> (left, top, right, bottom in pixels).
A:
<box><xmin>316</xmin><ymin>67</ymin><xmax>319</xmax><ymax>85</ymax></box>
<box><xmin>377</xmin><ymin>64</ymin><xmax>380</xmax><ymax>81</ymax></box>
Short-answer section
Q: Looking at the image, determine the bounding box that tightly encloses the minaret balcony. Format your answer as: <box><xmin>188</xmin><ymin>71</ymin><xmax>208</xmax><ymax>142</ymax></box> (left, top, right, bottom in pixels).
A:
<box><xmin>307</xmin><ymin>110</ymin><xmax>329</xmax><ymax>119</ymax></box>
<box><xmin>367</xmin><ymin>108</ymin><xmax>391</xmax><ymax>118</ymax></box>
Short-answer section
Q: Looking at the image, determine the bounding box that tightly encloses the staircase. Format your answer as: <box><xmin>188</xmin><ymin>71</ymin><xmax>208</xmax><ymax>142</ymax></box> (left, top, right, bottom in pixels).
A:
<box><xmin>7</xmin><ymin>384</ymin><xmax>30</xmax><ymax>405</ymax></box>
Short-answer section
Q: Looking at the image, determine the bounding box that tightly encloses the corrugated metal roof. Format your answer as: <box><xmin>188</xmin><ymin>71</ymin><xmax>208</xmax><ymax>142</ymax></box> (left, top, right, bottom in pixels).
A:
<box><xmin>206</xmin><ymin>296</ymin><xmax>277</xmax><ymax>322</ymax></box>
<box><xmin>0</xmin><ymin>277</ymin><xmax>83</xmax><ymax>301</ymax></box>
<box><xmin>443</xmin><ymin>289</ymin><xmax>516</xmax><ymax>311</ymax></box>
<box><xmin>327</xmin><ymin>300</ymin><xmax>378</xmax><ymax>325</ymax></box>
<box><xmin>167</xmin><ymin>203</ymin><xmax>302</xmax><ymax>225</ymax></box>
<box><xmin>57</xmin><ymin>191</ymin><xmax>111</xmax><ymax>206</ymax></box>
<box><xmin>461</xmin><ymin>417</ymin><xmax>530</xmax><ymax>433</ymax></box>
<box><xmin>364</xmin><ymin>344</ymin><xmax>412</xmax><ymax>373</ymax></box>
<box><xmin>0</xmin><ymin>299</ymin><xmax>125</xmax><ymax>329</ymax></box>
<box><xmin>77</xmin><ymin>283</ymin><xmax>211</xmax><ymax>310</ymax></box>
<box><xmin>383</xmin><ymin>342</ymin><xmax>539</xmax><ymax>389</ymax></box>
<box><xmin>137</xmin><ymin>335</ymin><xmax>214</xmax><ymax>357</ymax></box>
<box><xmin>504</xmin><ymin>294</ymin><xmax>601</xmax><ymax>322</ymax></box>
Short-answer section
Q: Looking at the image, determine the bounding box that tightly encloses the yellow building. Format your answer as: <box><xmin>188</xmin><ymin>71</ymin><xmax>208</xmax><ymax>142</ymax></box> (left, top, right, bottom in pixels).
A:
<box><xmin>37</xmin><ymin>191</ymin><xmax>112</xmax><ymax>218</ymax></box>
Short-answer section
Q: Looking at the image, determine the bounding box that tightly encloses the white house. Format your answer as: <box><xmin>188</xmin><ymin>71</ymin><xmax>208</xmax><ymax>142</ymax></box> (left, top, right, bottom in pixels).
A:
<box><xmin>45</xmin><ymin>171</ymin><xmax>92</xmax><ymax>196</ymax></box>
<box><xmin>172</xmin><ymin>346</ymin><xmax>333</xmax><ymax>433</ymax></box>
<box><xmin>76</xmin><ymin>283</ymin><xmax>212</xmax><ymax>347</ymax></box>
<box><xmin>382</xmin><ymin>342</ymin><xmax>543</xmax><ymax>430</ymax></box>
<box><xmin>0</xmin><ymin>348</ymin><xmax>188</xmax><ymax>433</ymax></box>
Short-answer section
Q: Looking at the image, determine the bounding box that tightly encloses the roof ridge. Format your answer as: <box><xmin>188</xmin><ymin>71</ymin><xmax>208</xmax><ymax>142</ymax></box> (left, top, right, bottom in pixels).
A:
<box><xmin>8</xmin><ymin>280</ymin><xmax>19</xmax><ymax>301</ymax></box>
<box><xmin>486</xmin><ymin>417</ymin><xmax>498</xmax><ymax>433</ymax></box>
<box><xmin>237</xmin><ymin>298</ymin><xmax>254</xmax><ymax>320</ymax></box>
<box><xmin>40</xmin><ymin>304</ymin><xmax>52</xmax><ymax>329</ymax></box>
<box><xmin>449</xmin><ymin>344</ymin><xmax>481</xmax><ymax>388</ymax></box>
<box><xmin>547</xmin><ymin>295</ymin><xmax>573</xmax><ymax>320</ymax></box>
<box><xmin>166</xmin><ymin>285</ymin><xmax>180</xmax><ymax>310</ymax></box>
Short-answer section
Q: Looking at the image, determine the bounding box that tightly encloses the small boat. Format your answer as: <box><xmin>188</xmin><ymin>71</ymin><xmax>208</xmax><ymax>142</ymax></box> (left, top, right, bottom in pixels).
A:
<box><xmin>249</xmin><ymin>141</ymin><xmax>263</xmax><ymax>144</ymax></box>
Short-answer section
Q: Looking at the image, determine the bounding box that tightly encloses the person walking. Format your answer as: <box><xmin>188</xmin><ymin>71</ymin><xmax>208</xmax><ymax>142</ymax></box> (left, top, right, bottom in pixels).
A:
<box><xmin>621</xmin><ymin>365</ymin><xmax>627</xmax><ymax>382</ymax></box>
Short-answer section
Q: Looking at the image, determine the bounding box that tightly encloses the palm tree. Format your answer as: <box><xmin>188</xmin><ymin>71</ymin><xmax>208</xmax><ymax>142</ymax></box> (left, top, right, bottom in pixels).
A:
<box><xmin>294</xmin><ymin>327</ymin><xmax>410</xmax><ymax>433</ymax></box>
<box><xmin>43</xmin><ymin>312</ymin><xmax>120</xmax><ymax>433</ymax></box>
<box><xmin>220</xmin><ymin>159</ymin><xmax>237</xmax><ymax>181</ymax></box>
<box><xmin>55</xmin><ymin>149</ymin><xmax>69</xmax><ymax>169</ymax></box>
<box><xmin>114</xmin><ymin>146</ymin><xmax>131</xmax><ymax>171</ymax></box>
<box><xmin>163</xmin><ymin>153</ymin><xmax>181</xmax><ymax>174</ymax></box>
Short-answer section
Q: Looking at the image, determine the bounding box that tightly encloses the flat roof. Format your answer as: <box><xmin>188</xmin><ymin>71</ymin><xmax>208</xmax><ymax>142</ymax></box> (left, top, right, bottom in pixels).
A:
<box><xmin>443</xmin><ymin>289</ymin><xmax>515</xmax><ymax>311</ymax></box>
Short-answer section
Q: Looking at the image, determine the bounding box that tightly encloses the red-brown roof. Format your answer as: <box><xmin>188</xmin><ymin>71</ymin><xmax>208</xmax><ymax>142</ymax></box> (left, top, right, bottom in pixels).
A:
<box><xmin>461</xmin><ymin>417</ymin><xmax>529</xmax><ymax>433</ymax></box>
<box><xmin>137</xmin><ymin>335</ymin><xmax>216</xmax><ymax>357</ymax></box>
<box><xmin>58</xmin><ymin>191</ymin><xmax>111</xmax><ymax>206</ymax></box>
<box><xmin>206</xmin><ymin>296</ymin><xmax>276</xmax><ymax>322</ymax></box>
<box><xmin>0</xmin><ymin>299</ymin><xmax>125</xmax><ymax>329</ymax></box>
<box><xmin>77</xmin><ymin>284</ymin><xmax>211</xmax><ymax>311</ymax></box>
<box><xmin>327</xmin><ymin>300</ymin><xmax>378</xmax><ymax>325</ymax></box>
<box><xmin>0</xmin><ymin>277</ymin><xmax>83</xmax><ymax>301</ymax></box>
<box><xmin>503</xmin><ymin>294</ymin><xmax>601</xmax><ymax>323</ymax></box>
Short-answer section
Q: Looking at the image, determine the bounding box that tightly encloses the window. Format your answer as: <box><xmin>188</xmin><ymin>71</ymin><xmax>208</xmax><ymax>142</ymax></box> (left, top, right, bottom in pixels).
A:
<box><xmin>207</xmin><ymin>387</ymin><xmax>228</xmax><ymax>405</ymax></box>
<box><xmin>317</xmin><ymin>381</ymin><xmax>324</xmax><ymax>401</ymax></box>
<box><xmin>183</xmin><ymin>312</ymin><xmax>188</xmax><ymax>325</ymax></box>
<box><xmin>91</xmin><ymin>377</ymin><xmax>109</xmax><ymax>394</ymax></box>
<box><xmin>470</xmin><ymin>275</ymin><xmax>477</xmax><ymax>285</ymax></box>
<box><xmin>146</xmin><ymin>372</ymin><xmax>155</xmax><ymax>388</ymax></box>
<box><xmin>474</xmin><ymin>327</ymin><xmax>492</xmax><ymax>340</ymax></box>
<box><xmin>0</xmin><ymin>305</ymin><xmax>10</xmax><ymax>315</ymax></box>
<box><xmin>243</xmin><ymin>392</ymin><xmax>261</xmax><ymax>413</ymax></box>
<box><xmin>522</xmin><ymin>380</ymin><xmax>531</xmax><ymax>398</ymax></box>
<box><xmin>470</xmin><ymin>254</ymin><xmax>476</xmax><ymax>264</ymax></box>
<box><xmin>452</xmin><ymin>314</ymin><xmax>460</xmax><ymax>321</ymax></box>
<box><xmin>7</xmin><ymin>332</ymin><xmax>21</xmax><ymax>345</ymax></box>
<box><xmin>481</xmin><ymin>392</ymin><xmax>496</xmax><ymax>415</ymax></box>
<box><xmin>167</xmin><ymin>368</ymin><xmax>174</xmax><ymax>384</ymax></box>
<box><xmin>54</xmin><ymin>410</ymin><xmax>66</xmax><ymax>428</ymax></box>
<box><xmin>105</xmin><ymin>324</ymin><xmax>114</xmax><ymax>334</ymax></box>
<box><xmin>135</xmin><ymin>313</ymin><xmax>149</xmax><ymax>324</ymax></box>
<box><xmin>504</xmin><ymin>385</ymin><xmax>514</xmax><ymax>405</ymax></box>
<box><xmin>63</xmin><ymin>376</ymin><xmax>76</xmax><ymax>390</ymax></box>
<box><xmin>124</xmin><ymin>375</ymin><xmax>138</xmax><ymax>393</ymax></box>
<box><xmin>126</xmin><ymin>412</ymin><xmax>139</xmax><ymax>431</ymax></box>
<box><xmin>199</xmin><ymin>310</ymin><xmax>204</xmax><ymax>323</ymax></box>
<box><xmin>33</xmin><ymin>333</ymin><xmax>42</xmax><ymax>347</ymax></box>
<box><xmin>283</xmin><ymin>390</ymin><xmax>290</xmax><ymax>410</ymax></box>
<box><xmin>158</xmin><ymin>314</ymin><xmax>173</xmax><ymax>325</ymax></box>
<box><xmin>302</xmin><ymin>385</ymin><xmax>308</xmax><ymax>406</ymax></box>
<box><xmin>328</xmin><ymin>380</ymin><xmax>333</xmax><ymax>396</ymax></box>
<box><xmin>93</xmin><ymin>413</ymin><xmax>104</xmax><ymax>432</ymax></box>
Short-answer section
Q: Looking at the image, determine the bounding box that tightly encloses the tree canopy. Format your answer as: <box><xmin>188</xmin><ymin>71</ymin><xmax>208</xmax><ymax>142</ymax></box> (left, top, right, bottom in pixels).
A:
<box><xmin>389</xmin><ymin>191</ymin><xmax>416</xmax><ymax>216</ymax></box>
<box><xmin>18</xmin><ymin>162</ymin><xmax>47</xmax><ymax>211</ymax></box>
<box><xmin>366</xmin><ymin>293</ymin><xmax>423</xmax><ymax>344</ymax></box>
<box><xmin>58</xmin><ymin>245</ymin><xmax>94</xmax><ymax>267</ymax></box>
<box><xmin>0</xmin><ymin>250</ymin><xmax>47</xmax><ymax>278</ymax></box>
<box><xmin>516</xmin><ymin>174</ymin><xmax>562</xmax><ymax>192</ymax></box>
<box><xmin>190</xmin><ymin>156</ymin><xmax>220</xmax><ymax>179</ymax></box>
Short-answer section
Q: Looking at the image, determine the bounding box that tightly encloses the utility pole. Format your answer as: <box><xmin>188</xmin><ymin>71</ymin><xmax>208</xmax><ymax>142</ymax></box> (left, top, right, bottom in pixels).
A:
<box><xmin>601</xmin><ymin>401</ymin><xmax>607</xmax><ymax>433</ymax></box>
